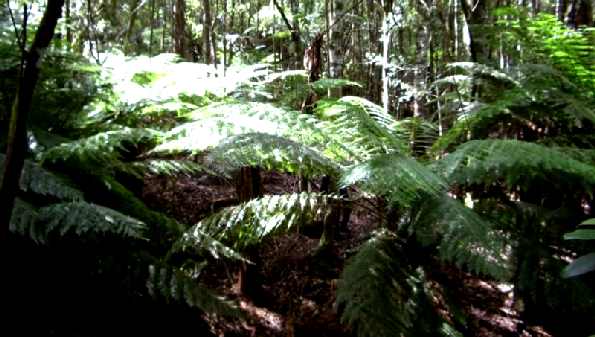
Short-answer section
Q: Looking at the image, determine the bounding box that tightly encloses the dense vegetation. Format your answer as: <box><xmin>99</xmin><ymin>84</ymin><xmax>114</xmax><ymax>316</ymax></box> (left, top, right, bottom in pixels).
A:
<box><xmin>1</xmin><ymin>0</ymin><xmax>594</xmax><ymax>336</ymax></box>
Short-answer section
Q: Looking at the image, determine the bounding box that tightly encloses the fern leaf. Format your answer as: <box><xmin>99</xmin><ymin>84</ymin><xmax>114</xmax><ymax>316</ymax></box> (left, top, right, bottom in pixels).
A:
<box><xmin>42</xmin><ymin>128</ymin><xmax>162</xmax><ymax>171</ymax></box>
<box><xmin>186</xmin><ymin>192</ymin><xmax>334</xmax><ymax>249</ymax></box>
<box><xmin>10</xmin><ymin>201</ymin><xmax>147</xmax><ymax>243</ymax></box>
<box><xmin>131</xmin><ymin>159</ymin><xmax>217</xmax><ymax>177</ymax></box>
<box><xmin>336</xmin><ymin>230</ymin><xmax>415</xmax><ymax>337</ymax></box>
<box><xmin>154</xmin><ymin>102</ymin><xmax>350</xmax><ymax>162</ymax></box>
<box><xmin>310</xmin><ymin>78</ymin><xmax>362</xmax><ymax>94</ymax></box>
<box><xmin>0</xmin><ymin>153</ymin><xmax>83</xmax><ymax>201</ymax></box>
<box><xmin>435</xmin><ymin>139</ymin><xmax>595</xmax><ymax>191</ymax></box>
<box><xmin>447</xmin><ymin>62</ymin><xmax>520</xmax><ymax>88</ymax></box>
<box><xmin>9</xmin><ymin>199</ymin><xmax>44</xmax><ymax>243</ymax></box>
<box><xmin>341</xmin><ymin>153</ymin><xmax>447</xmax><ymax>208</ymax></box>
<box><xmin>172</xmin><ymin>226</ymin><xmax>248</xmax><ymax>263</ymax></box>
<box><xmin>412</xmin><ymin>195</ymin><xmax>511</xmax><ymax>279</ymax></box>
<box><xmin>147</xmin><ymin>264</ymin><xmax>240</xmax><ymax>317</ymax></box>
<box><xmin>207</xmin><ymin>133</ymin><xmax>340</xmax><ymax>178</ymax></box>
<box><xmin>318</xmin><ymin>96</ymin><xmax>407</xmax><ymax>159</ymax></box>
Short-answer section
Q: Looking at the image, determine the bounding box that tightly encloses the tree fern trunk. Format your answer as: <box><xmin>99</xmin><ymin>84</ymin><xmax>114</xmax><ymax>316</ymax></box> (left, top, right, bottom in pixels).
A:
<box><xmin>0</xmin><ymin>0</ymin><xmax>64</xmax><ymax>244</ymax></box>
<box><xmin>235</xmin><ymin>166</ymin><xmax>262</xmax><ymax>295</ymax></box>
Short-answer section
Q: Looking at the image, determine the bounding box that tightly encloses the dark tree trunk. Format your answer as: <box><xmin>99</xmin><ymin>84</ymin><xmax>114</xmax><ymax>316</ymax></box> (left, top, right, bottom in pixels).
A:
<box><xmin>174</xmin><ymin>0</ymin><xmax>191</xmax><ymax>59</ymax></box>
<box><xmin>461</xmin><ymin>0</ymin><xmax>490</xmax><ymax>64</ymax></box>
<box><xmin>235</xmin><ymin>166</ymin><xmax>263</xmax><ymax>295</ymax></box>
<box><xmin>0</xmin><ymin>0</ymin><xmax>64</xmax><ymax>246</ymax></box>
<box><xmin>203</xmin><ymin>0</ymin><xmax>214</xmax><ymax>64</ymax></box>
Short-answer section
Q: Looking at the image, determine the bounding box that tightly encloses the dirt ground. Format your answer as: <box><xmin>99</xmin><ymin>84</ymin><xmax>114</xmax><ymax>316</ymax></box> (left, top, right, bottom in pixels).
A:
<box><xmin>143</xmin><ymin>170</ymin><xmax>555</xmax><ymax>337</ymax></box>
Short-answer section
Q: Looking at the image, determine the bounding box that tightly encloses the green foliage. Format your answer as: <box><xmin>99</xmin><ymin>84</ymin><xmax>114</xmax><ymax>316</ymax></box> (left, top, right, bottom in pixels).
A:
<box><xmin>310</xmin><ymin>78</ymin><xmax>362</xmax><ymax>94</ymax></box>
<box><xmin>41</xmin><ymin>128</ymin><xmax>162</xmax><ymax>173</ymax></box>
<box><xmin>337</xmin><ymin>231</ymin><xmax>416</xmax><ymax>337</ymax></box>
<box><xmin>317</xmin><ymin>96</ymin><xmax>408</xmax><ymax>160</ymax></box>
<box><xmin>147</xmin><ymin>264</ymin><xmax>240</xmax><ymax>317</ymax></box>
<box><xmin>436</xmin><ymin>139</ymin><xmax>595</xmax><ymax>191</ymax></box>
<box><xmin>411</xmin><ymin>195</ymin><xmax>511</xmax><ymax>279</ymax></box>
<box><xmin>562</xmin><ymin>218</ymin><xmax>595</xmax><ymax>278</ymax></box>
<box><xmin>0</xmin><ymin>153</ymin><xmax>83</xmax><ymax>201</ymax></box>
<box><xmin>207</xmin><ymin>132</ymin><xmax>340</xmax><ymax>178</ymax></box>
<box><xmin>185</xmin><ymin>192</ymin><xmax>334</xmax><ymax>250</ymax></box>
<box><xmin>341</xmin><ymin>152</ymin><xmax>447</xmax><ymax>208</ymax></box>
<box><xmin>433</xmin><ymin>62</ymin><xmax>595</xmax><ymax>152</ymax></box>
<box><xmin>10</xmin><ymin>200</ymin><xmax>147</xmax><ymax>243</ymax></box>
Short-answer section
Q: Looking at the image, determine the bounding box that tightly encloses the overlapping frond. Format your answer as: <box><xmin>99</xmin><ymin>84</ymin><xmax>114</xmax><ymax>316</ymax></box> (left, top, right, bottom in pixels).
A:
<box><xmin>207</xmin><ymin>133</ymin><xmax>340</xmax><ymax>178</ymax></box>
<box><xmin>336</xmin><ymin>230</ymin><xmax>415</xmax><ymax>337</ymax></box>
<box><xmin>10</xmin><ymin>200</ymin><xmax>147</xmax><ymax>243</ymax></box>
<box><xmin>131</xmin><ymin>159</ymin><xmax>216</xmax><ymax>177</ymax></box>
<box><xmin>319</xmin><ymin>96</ymin><xmax>407</xmax><ymax>160</ymax></box>
<box><xmin>184</xmin><ymin>192</ymin><xmax>334</xmax><ymax>250</ymax></box>
<box><xmin>411</xmin><ymin>195</ymin><xmax>511</xmax><ymax>279</ymax></box>
<box><xmin>147</xmin><ymin>264</ymin><xmax>240</xmax><ymax>317</ymax></box>
<box><xmin>435</xmin><ymin>139</ymin><xmax>595</xmax><ymax>191</ymax></box>
<box><xmin>0</xmin><ymin>153</ymin><xmax>83</xmax><ymax>201</ymax></box>
<box><xmin>153</xmin><ymin>101</ymin><xmax>351</xmax><ymax>162</ymax></box>
<box><xmin>42</xmin><ymin>128</ymin><xmax>163</xmax><ymax>171</ymax></box>
<box><xmin>341</xmin><ymin>153</ymin><xmax>447</xmax><ymax>208</ymax></box>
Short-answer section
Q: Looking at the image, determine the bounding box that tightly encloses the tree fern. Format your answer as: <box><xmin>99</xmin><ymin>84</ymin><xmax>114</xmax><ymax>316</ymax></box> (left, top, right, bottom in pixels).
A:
<box><xmin>182</xmin><ymin>192</ymin><xmax>335</xmax><ymax>250</ymax></box>
<box><xmin>207</xmin><ymin>132</ymin><xmax>340</xmax><ymax>179</ymax></box>
<box><xmin>435</xmin><ymin>139</ymin><xmax>595</xmax><ymax>191</ymax></box>
<box><xmin>433</xmin><ymin>62</ymin><xmax>595</xmax><ymax>151</ymax></box>
<box><xmin>10</xmin><ymin>200</ymin><xmax>147</xmax><ymax>243</ymax></box>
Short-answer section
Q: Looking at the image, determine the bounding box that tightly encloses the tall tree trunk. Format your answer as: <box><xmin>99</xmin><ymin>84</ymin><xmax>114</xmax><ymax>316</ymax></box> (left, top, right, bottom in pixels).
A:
<box><xmin>126</xmin><ymin>0</ymin><xmax>141</xmax><ymax>54</ymax></box>
<box><xmin>328</xmin><ymin>0</ymin><xmax>345</xmax><ymax>97</ymax></box>
<box><xmin>174</xmin><ymin>0</ymin><xmax>191</xmax><ymax>59</ymax></box>
<box><xmin>65</xmin><ymin>0</ymin><xmax>72</xmax><ymax>48</ymax></box>
<box><xmin>381</xmin><ymin>0</ymin><xmax>393</xmax><ymax>114</ymax></box>
<box><xmin>149</xmin><ymin>0</ymin><xmax>156</xmax><ymax>56</ymax></box>
<box><xmin>0</xmin><ymin>0</ymin><xmax>64</xmax><ymax>246</ymax></box>
<box><xmin>203</xmin><ymin>0</ymin><xmax>213</xmax><ymax>64</ymax></box>
<box><xmin>461</xmin><ymin>0</ymin><xmax>490</xmax><ymax>64</ymax></box>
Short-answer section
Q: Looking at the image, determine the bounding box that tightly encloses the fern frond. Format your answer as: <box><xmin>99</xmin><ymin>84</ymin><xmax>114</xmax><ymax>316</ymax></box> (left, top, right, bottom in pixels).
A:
<box><xmin>131</xmin><ymin>159</ymin><xmax>216</xmax><ymax>177</ymax></box>
<box><xmin>10</xmin><ymin>201</ymin><xmax>146</xmax><ymax>243</ymax></box>
<box><xmin>310</xmin><ymin>78</ymin><xmax>362</xmax><ymax>94</ymax></box>
<box><xmin>207</xmin><ymin>133</ymin><xmax>340</xmax><ymax>178</ymax></box>
<box><xmin>317</xmin><ymin>96</ymin><xmax>407</xmax><ymax>160</ymax></box>
<box><xmin>0</xmin><ymin>153</ymin><xmax>83</xmax><ymax>201</ymax></box>
<box><xmin>147</xmin><ymin>264</ymin><xmax>240</xmax><ymax>317</ymax></box>
<box><xmin>341</xmin><ymin>153</ymin><xmax>447</xmax><ymax>208</ymax></box>
<box><xmin>42</xmin><ymin>128</ymin><xmax>163</xmax><ymax>171</ymax></box>
<box><xmin>435</xmin><ymin>139</ymin><xmax>595</xmax><ymax>191</ymax></box>
<box><xmin>172</xmin><ymin>226</ymin><xmax>248</xmax><ymax>262</ymax></box>
<box><xmin>412</xmin><ymin>195</ymin><xmax>511</xmax><ymax>279</ymax></box>
<box><xmin>393</xmin><ymin>117</ymin><xmax>439</xmax><ymax>155</ymax></box>
<box><xmin>447</xmin><ymin>62</ymin><xmax>520</xmax><ymax>88</ymax></box>
<box><xmin>186</xmin><ymin>192</ymin><xmax>334</xmax><ymax>249</ymax></box>
<box><xmin>154</xmin><ymin>101</ymin><xmax>352</xmax><ymax>162</ymax></box>
<box><xmin>10</xmin><ymin>199</ymin><xmax>43</xmax><ymax>242</ymax></box>
<box><xmin>336</xmin><ymin>230</ymin><xmax>415</xmax><ymax>337</ymax></box>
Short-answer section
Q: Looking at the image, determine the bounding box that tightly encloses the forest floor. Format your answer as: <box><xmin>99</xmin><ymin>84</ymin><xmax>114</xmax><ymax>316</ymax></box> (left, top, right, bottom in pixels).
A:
<box><xmin>143</xmin><ymin>171</ymin><xmax>556</xmax><ymax>337</ymax></box>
